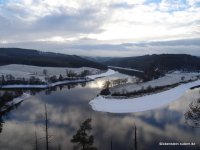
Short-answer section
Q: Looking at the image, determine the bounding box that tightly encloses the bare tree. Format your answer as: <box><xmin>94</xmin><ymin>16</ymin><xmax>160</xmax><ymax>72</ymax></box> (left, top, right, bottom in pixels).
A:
<box><xmin>58</xmin><ymin>144</ymin><xmax>61</xmax><ymax>150</ymax></box>
<box><xmin>129</xmin><ymin>123</ymin><xmax>138</xmax><ymax>150</ymax></box>
<box><xmin>33</xmin><ymin>104</ymin><xmax>54</xmax><ymax>150</ymax></box>
<box><xmin>110</xmin><ymin>139</ymin><xmax>113</xmax><ymax>150</ymax></box>
<box><xmin>45</xmin><ymin>104</ymin><xmax>49</xmax><ymax>150</ymax></box>
<box><xmin>134</xmin><ymin>123</ymin><xmax>137</xmax><ymax>150</ymax></box>
<box><xmin>34</xmin><ymin>131</ymin><xmax>38</xmax><ymax>150</ymax></box>
<box><xmin>43</xmin><ymin>69</ymin><xmax>48</xmax><ymax>76</ymax></box>
<box><xmin>102</xmin><ymin>81</ymin><xmax>111</xmax><ymax>89</ymax></box>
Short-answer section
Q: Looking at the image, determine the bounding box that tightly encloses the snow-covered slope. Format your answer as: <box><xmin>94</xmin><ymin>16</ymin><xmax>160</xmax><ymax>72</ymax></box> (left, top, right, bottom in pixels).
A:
<box><xmin>0</xmin><ymin>65</ymin><xmax>117</xmax><ymax>89</ymax></box>
<box><xmin>0</xmin><ymin>64</ymin><xmax>100</xmax><ymax>79</ymax></box>
<box><xmin>89</xmin><ymin>79</ymin><xmax>200</xmax><ymax>113</ymax></box>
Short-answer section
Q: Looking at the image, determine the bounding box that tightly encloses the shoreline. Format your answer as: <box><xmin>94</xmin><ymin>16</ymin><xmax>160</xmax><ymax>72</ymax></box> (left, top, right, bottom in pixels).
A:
<box><xmin>0</xmin><ymin>78</ymin><xmax>92</xmax><ymax>89</ymax></box>
<box><xmin>109</xmin><ymin>79</ymin><xmax>198</xmax><ymax>99</ymax></box>
<box><xmin>1</xmin><ymin>93</ymin><xmax>30</xmax><ymax>112</ymax></box>
<box><xmin>0</xmin><ymin>69</ymin><xmax>117</xmax><ymax>89</ymax></box>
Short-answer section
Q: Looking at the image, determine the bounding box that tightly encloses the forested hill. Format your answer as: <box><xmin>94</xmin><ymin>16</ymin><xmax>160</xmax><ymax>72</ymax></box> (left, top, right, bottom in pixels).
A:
<box><xmin>0</xmin><ymin>48</ymin><xmax>107</xmax><ymax>70</ymax></box>
<box><xmin>104</xmin><ymin>54</ymin><xmax>200</xmax><ymax>72</ymax></box>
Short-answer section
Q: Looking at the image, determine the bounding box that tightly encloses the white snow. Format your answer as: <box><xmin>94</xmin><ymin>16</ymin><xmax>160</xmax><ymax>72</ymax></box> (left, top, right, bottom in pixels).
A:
<box><xmin>1</xmin><ymin>79</ymin><xmax>92</xmax><ymax>89</ymax></box>
<box><xmin>0</xmin><ymin>67</ymin><xmax>116</xmax><ymax>89</ymax></box>
<box><xmin>87</xmin><ymin>69</ymin><xmax>117</xmax><ymax>80</ymax></box>
<box><xmin>0</xmin><ymin>64</ymin><xmax>100</xmax><ymax>81</ymax></box>
<box><xmin>108</xmin><ymin>66</ymin><xmax>144</xmax><ymax>73</ymax></box>
<box><xmin>1</xmin><ymin>93</ymin><xmax>30</xmax><ymax>112</ymax></box>
<box><xmin>1</xmin><ymin>85</ymin><xmax>48</xmax><ymax>89</ymax></box>
<box><xmin>6</xmin><ymin>93</ymin><xmax>30</xmax><ymax>106</ymax></box>
<box><xmin>111</xmin><ymin>72</ymin><xmax>200</xmax><ymax>94</ymax></box>
<box><xmin>0</xmin><ymin>64</ymin><xmax>110</xmax><ymax>89</ymax></box>
<box><xmin>89</xmin><ymin>79</ymin><xmax>200</xmax><ymax>113</ymax></box>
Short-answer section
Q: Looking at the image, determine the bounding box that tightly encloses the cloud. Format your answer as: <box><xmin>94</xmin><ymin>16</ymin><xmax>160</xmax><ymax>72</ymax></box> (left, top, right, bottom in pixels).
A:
<box><xmin>0</xmin><ymin>1</ymin><xmax>109</xmax><ymax>42</ymax></box>
<box><xmin>1</xmin><ymin>38</ymin><xmax>200</xmax><ymax>57</ymax></box>
<box><xmin>0</xmin><ymin>0</ymin><xmax>200</xmax><ymax>56</ymax></box>
<box><xmin>33</xmin><ymin>8</ymin><xmax>104</xmax><ymax>34</ymax></box>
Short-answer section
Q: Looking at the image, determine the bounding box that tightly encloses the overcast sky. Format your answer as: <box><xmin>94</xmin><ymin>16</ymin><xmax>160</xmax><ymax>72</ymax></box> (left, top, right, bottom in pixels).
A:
<box><xmin>0</xmin><ymin>0</ymin><xmax>200</xmax><ymax>57</ymax></box>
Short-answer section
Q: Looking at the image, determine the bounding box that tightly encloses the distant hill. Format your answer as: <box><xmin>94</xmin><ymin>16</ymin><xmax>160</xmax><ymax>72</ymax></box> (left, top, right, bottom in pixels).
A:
<box><xmin>104</xmin><ymin>54</ymin><xmax>200</xmax><ymax>73</ymax></box>
<box><xmin>0</xmin><ymin>48</ymin><xmax>107</xmax><ymax>70</ymax></box>
<box><xmin>82</xmin><ymin>56</ymin><xmax>114</xmax><ymax>63</ymax></box>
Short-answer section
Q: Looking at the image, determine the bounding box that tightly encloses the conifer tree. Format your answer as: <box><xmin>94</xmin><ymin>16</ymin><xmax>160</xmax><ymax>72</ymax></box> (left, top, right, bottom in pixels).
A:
<box><xmin>71</xmin><ymin>118</ymin><xmax>97</xmax><ymax>150</ymax></box>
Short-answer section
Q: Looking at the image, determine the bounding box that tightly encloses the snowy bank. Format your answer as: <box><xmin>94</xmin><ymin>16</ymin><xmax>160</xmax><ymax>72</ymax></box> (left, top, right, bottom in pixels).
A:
<box><xmin>89</xmin><ymin>80</ymin><xmax>200</xmax><ymax>113</ymax></box>
<box><xmin>87</xmin><ymin>69</ymin><xmax>117</xmax><ymax>80</ymax></box>
<box><xmin>6</xmin><ymin>93</ymin><xmax>30</xmax><ymax>106</ymax></box>
<box><xmin>0</xmin><ymin>69</ymin><xmax>116</xmax><ymax>89</ymax></box>
<box><xmin>1</xmin><ymin>85</ymin><xmax>48</xmax><ymax>89</ymax></box>
<box><xmin>110</xmin><ymin>72</ymin><xmax>200</xmax><ymax>94</ymax></box>
<box><xmin>1</xmin><ymin>79</ymin><xmax>92</xmax><ymax>89</ymax></box>
<box><xmin>1</xmin><ymin>93</ymin><xmax>30</xmax><ymax>112</ymax></box>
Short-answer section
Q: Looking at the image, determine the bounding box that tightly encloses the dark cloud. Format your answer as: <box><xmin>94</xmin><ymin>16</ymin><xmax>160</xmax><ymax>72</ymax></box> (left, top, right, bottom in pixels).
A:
<box><xmin>32</xmin><ymin>8</ymin><xmax>105</xmax><ymax>34</ymax></box>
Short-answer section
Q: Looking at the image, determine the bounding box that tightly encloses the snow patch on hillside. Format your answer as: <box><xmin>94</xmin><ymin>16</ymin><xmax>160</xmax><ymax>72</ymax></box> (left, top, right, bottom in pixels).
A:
<box><xmin>0</xmin><ymin>64</ymin><xmax>100</xmax><ymax>81</ymax></box>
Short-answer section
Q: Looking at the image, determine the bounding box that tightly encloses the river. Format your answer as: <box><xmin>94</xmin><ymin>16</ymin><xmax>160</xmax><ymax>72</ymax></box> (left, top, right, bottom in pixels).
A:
<box><xmin>0</xmin><ymin>73</ymin><xmax>200</xmax><ymax>150</ymax></box>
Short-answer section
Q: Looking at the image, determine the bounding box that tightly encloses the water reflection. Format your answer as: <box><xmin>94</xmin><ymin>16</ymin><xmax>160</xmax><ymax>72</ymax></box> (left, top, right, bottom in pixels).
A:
<box><xmin>71</xmin><ymin>118</ymin><xmax>97</xmax><ymax>150</ymax></box>
<box><xmin>0</xmin><ymin>73</ymin><xmax>200</xmax><ymax>150</ymax></box>
<box><xmin>28</xmin><ymin>83</ymin><xmax>83</xmax><ymax>96</ymax></box>
<box><xmin>0</xmin><ymin>91</ymin><xmax>24</xmax><ymax>133</ymax></box>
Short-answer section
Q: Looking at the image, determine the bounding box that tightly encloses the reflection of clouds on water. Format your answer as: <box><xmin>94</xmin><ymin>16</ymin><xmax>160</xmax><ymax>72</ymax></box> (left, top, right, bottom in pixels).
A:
<box><xmin>169</xmin><ymin>89</ymin><xmax>200</xmax><ymax>112</ymax></box>
<box><xmin>87</xmin><ymin>80</ymin><xmax>105</xmax><ymax>89</ymax></box>
<box><xmin>1</xmin><ymin>101</ymin><xmax>200</xmax><ymax>149</ymax></box>
<box><xmin>87</xmin><ymin>73</ymin><xmax>131</xmax><ymax>89</ymax></box>
<box><xmin>0</xmin><ymin>80</ymin><xmax>200</xmax><ymax>149</ymax></box>
<box><xmin>0</xmin><ymin>121</ymin><xmax>38</xmax><ymax>150</ymax></box>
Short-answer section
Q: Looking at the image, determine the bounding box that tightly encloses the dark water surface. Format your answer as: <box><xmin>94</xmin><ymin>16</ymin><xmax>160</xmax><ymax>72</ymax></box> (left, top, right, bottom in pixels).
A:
<box><xmin>0</xmin><ymin>74</ymin><xmax>200</xmax><ymax>150</ymax></box>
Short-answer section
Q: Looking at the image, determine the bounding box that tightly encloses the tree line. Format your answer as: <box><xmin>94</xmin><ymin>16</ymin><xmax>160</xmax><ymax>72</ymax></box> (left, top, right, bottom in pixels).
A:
<box><xmin>0</xmin><ymin>69</ymin><xmax>92</xmax><ymax>86</ymax></box>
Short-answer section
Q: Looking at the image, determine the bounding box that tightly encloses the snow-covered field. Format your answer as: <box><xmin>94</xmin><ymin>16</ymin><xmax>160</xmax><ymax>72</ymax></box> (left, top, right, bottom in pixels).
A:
<box><xmin>110</xmin><ymin>71</ymin><xmax>200</xmax><ymax>94</ymax></box>
<box><xmin>89</xmin><ymin>79</ymin><xmax>200</xmax><ymax>113</ymax></box>
<box><xmin>0</xmin><ymin>64</ymin><xmax>117</xmax><ymax>89</ymax></box>
<box><xmin>0</xmin><ymin>64</ymin><xmax>101</xmax><ymax>81</ymax></box>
